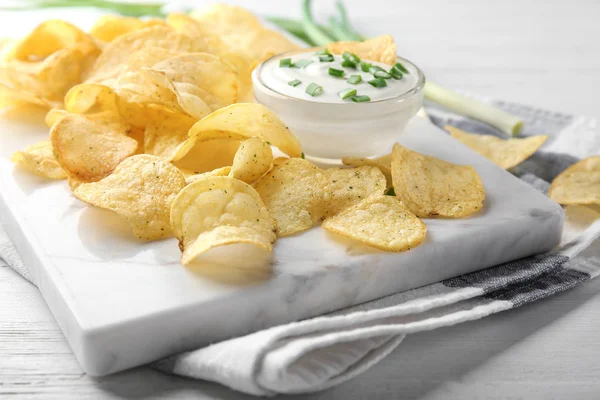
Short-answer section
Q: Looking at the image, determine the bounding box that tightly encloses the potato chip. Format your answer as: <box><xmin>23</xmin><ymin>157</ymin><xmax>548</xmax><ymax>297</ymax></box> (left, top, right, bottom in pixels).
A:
<box><xmin>391</xmin><ymin>143</ymin><xmax>485</xmax><ymax>218</ymax></box>
<box><xmin>184</xmin><ymin>103</ymin><xmax>302</xmax><ymax>158</ymax></box>
<box><xmin>325</xmin><ymin>166</ymin><xmax>386</xmax><ymax>217</ymax></box>
<box><xmin>327</xmin><ymin>35</ymin><xmax>397</xmax><ymax>65</ymax></box>
<box><xmin>143</xmin><ymin>106</ymin><xmax>196</xmax><ymax>159</ymax></box>
<box><xmin>172</xmin><ymin>139</ymin><xmax>241</xmax><ymax>174</ymax></box>
<box><xmin>254</xmin><ymin>158</ymin><xmax>330</xmax><ymax>236</ymax></box>
<box><xmin>11</xmin><ymin>140</ymin><xmax>66</xmax><ymax>179</ymax></box>
<box><xmin>445</xmin><ymin>126</ymin><xmax>548</xmax><ymax>170</ymax></box>
<box><xmin>45</xmin><ymin>108</ymin><xmax>69</xmax><ymax>127</ymax></box>
<box><xmin>342</xmin><ymin>153</ymin><xmax>393</xmax><ymax>187</ymax></box>
<box><xmin>230</xmin><ymin>138</ymin><xmax>273</xmax><ymax>184</ymax></box>
<box><xmin>170</xmin><ymin>176</ymin><xmax>276</xmax><ymax>264</ymax></box>
<box><xmin>185</xmin><ymin>166</ymin><xmax>232</xmax><ymax>185</ymax></box>
<box><xmin>90</xmin><ymin>15</ymin><xmax>166</xmax><ymax>43</ymax></box>
<box><xmin>549</xmin><ymin>156</ymin><xmax>600</xmax><ymax>205</ymax></box>
<box><xmin>50</xmin><ymin>114</ymin><xmax>138</xmax><ymax>182</ymax></box>
<box><xmin>322</xmin><ymin>195</ymin><xmax>426</xmax><ymax>252</ymax></box>
<box><xmin>74</xmin><ymin>154</ymin><xmax>185</xmax><ymax>240</ymax></box>
<box><xmin>166</xmin><ymin>13</ymin><xmax>231</xmax><ymax>56</ymax></box>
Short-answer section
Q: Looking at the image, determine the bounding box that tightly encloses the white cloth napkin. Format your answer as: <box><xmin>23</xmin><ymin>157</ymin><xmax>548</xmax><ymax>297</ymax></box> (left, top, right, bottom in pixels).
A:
<box><xmin>3</xmin><ymin>99</ymin><xmax>599</xmax><ymax>396</ymax></box>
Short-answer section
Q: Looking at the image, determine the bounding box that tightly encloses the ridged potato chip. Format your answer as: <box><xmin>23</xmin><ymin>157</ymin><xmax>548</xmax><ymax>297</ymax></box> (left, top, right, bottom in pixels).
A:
<box><xmin>254</xmin><ymin>158</ymin><xmax>330</xmax><ymax>236</ymax></box>
<box><xmin>322</xmin><ymin>195</ymin><xmax>426</xmax><ymax>252</ymax></box>
<box><xmin>549</xmin><ymin>156</ymin><xmax>600</xmax><ymax>205</ymax></box>
<box><xmin>185</xmin><ymin>166</ymin><xmax>232</xmax><ymax>185</ymax></box>
<box><xmin>74</xmin><ymin>154</ymin><xmax>185</xmax><ymax>240</ymax></box>
<box><xmin>327</xmin><ymin>35</ymin><xmax>397</xmax><ymax>65</ymax></box>
<box><xmin>230</xmin><ymin>138</ymin><xmax>273</xmax><ymax>184</ymax></box>
<box><xmin>184</xmin><ymin>103</ymin><xmax>302</xmax><ymax>158</ymax></box>
<box><xmin>170</xmin><ymin>176</ymin><xmax>276</xmax><ymax>265</ymax></box>
<box><xmin>391</xmin><ymin>143</ymin><xmax>485</xmax><ymax>218</ymax></box>
<box><xmin>341</xmin><ymin>154</ymin><xmax>393</xmax><ymax>187</ymax></box>
<box><xmin>446</xmin><ymin>126</ymin><xmax>548</xmax><ymax>170</ymax></box>
<box><xmin>50</xmin><ymin>114</ymin><xmax>138</xmax><ymax>182</ymax></box>
<box><xmin>11</xmin><ymin>140</ymin><xmax>66</xmax><ymax>179</ymax></box>
<box><xmin>325</xmin><ymin>166</ymin><xmax>386</xmax><ymax>217</ymax></box>
<box><xmin>90</xmin><ymin>16</ymin><xmax>167</xmax><ymax>43</ymax></box>
<box><xmin>172</xmin><ymin>139</ymin><xmax>241</xmax><ymax>174</ymax></box>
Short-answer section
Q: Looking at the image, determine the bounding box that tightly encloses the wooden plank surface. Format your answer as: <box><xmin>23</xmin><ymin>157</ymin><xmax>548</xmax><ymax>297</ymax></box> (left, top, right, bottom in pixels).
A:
<box><xmin>1</xmin><ymin>0</ymin><xmax>600</xmax><ymax>398</ymax></box>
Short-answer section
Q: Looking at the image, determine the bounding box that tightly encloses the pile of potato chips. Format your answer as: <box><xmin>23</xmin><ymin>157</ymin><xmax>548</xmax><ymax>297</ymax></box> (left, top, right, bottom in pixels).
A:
<box><xmin>3</xmin><ymin>5</ymin><xmax>517</xmax><ymax>265</ymax></box>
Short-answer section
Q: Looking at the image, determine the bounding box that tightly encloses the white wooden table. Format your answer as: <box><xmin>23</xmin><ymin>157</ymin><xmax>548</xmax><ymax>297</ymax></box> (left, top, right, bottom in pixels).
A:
<box><xmin>2</xmin><ymin>1</ymin><xmax>600</xmax><ymax>398</ymax></box>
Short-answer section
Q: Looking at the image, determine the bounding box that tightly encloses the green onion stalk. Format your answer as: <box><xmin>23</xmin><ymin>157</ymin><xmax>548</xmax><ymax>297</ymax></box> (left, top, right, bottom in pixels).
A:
<box><xmin>269</xmin><ymin>0</ymin><xmax>524</xmax><ymax>136</ymax></box>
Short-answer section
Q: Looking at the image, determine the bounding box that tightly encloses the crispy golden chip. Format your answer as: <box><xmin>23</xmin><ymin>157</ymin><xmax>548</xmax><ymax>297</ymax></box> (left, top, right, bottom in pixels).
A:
<box><xmin>50</xmin><ymin>114</ymin><xmax>138</xmax><ymax>182</ymax></box>
<box><xmin>87</xmin><ymin>26</ymin><xmax>201</xmax><ymax>82</ymax></box>
<box><xmin>170</xmin><ymin>176</ymin><xmax>276</xmax><ymax>264</ymax></box>
<box><xmin>166</xmin><ymin>13</ymin><xmax>231</xmax><ymax>56</ymax></box>
<box><xmin>124</xmin><ymin>47</ymin><xmax>181</xmax><ymax>74</ymax></box>
<box><xmin>230</xmin><ymin>138</ymin><xmax>273</xmax><ymax>184</ymax></box>
<box><xmin>254</xmin><ymin>158</ymin><xmax>330</xmax><ymax>236</ymax></box>
<box><xmin>185</xmin><ymin>166</ymin><xmax>232</xmax><ymax>185</ymax></box>
<box><xmin>90</xmin><ymin>16</ymin><xmax>167</xmax><ymax>43</ymax></box>
<box><xmin>184</xmin><ymin>103</ymin><xmax>302</xmax><ymax>158</ymax></box>
<box><xmin>11</xmin><ymin>140</ymin><xmax>66</xmax><ymax>179</ymax></box>
<box><xmin>391</xmin><ymin>143</ymin><xmax>485</xmax><ymax>218</ymax></box>
<box><xmin>445</xmin><ymin>126</ymin><xmax>548</xmax><ymax>170</ymax></box>
<box><xmin>45</xmin><ymin>108</ymin><xmax>69</xmax><ymax>127</ymax></box>
<box><xmin>342</xmin><ymin>154</ymin><xmax>393</xmax><ymax>187</ymax></box>
<box><xmin>325</xmin><ymin>166</ymin><xmax>386</xmax><ymax>217</ymax></box>
<box><xmin>327</xmin><ymin>35</ymin><xmax>397</xmax><ymax>65</ymax></box>
<box><xmin>549</xmin><ymin>156</ymin><xmax>600</xmax><ymax>205</ymax></box>
<box><xmin>143</xmin><ymin>106</ymin><xmax>196</xmax><ymax>159</ymax></box>
<box><xmin>322</xmin><ymin>195</ymin><xmax>426</xmax><ymax>252</ymax></box>
<box><xmin>172</xmin><ymin>139</ymin><xmax>241</xmax><ymax>174</ymax></box>
<box><xmin>74</xmin><ymin>154</ymin><xmax>185</xmax><ymax>240</ymax></box>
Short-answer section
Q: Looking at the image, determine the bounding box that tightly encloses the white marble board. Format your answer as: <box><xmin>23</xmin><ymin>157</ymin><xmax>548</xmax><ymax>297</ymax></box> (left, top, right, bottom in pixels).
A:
<box><xmin>0</xmin><ymin>107</ymin><xmax>563</xmax><ymax>376</ymax></box>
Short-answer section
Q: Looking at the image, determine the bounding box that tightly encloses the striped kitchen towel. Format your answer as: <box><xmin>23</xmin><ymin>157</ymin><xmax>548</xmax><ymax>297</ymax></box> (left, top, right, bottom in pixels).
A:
<box><xmin>2</xmin><ymin>97</ymin><xmax>599</xmax><ymax>396</ymax></box>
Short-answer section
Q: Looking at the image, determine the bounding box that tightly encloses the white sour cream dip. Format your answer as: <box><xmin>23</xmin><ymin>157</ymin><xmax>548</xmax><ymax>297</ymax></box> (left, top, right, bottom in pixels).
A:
<box><xmin>252</xmin><ymin>49</ymin><xmax>425</xmax><ymax>160</ymax></box>
<box><xmin>258</xmin><ymin>52</ymin><xmax>420</xmax><ymax>104</ymax></box>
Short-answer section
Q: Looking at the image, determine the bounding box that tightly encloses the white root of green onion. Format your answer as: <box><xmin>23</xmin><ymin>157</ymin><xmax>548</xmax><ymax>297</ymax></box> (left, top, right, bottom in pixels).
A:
<box><xmin>423</xmin><ymin>81</ymin><xmax>523</xmax><ymax>136</ymax></box>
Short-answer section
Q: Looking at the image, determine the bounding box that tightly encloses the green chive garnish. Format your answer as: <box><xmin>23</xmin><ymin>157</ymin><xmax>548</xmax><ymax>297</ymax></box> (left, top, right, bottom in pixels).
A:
<box><xmin>374</xmin><ymin>70</ymin><xmax>392</xmax><ymax>79</ymax></box>
<box><xmin>306</xmin><ymin>82</ymin><xmax>323</xmax><ymax>97</ymax></box>
<box><xmin>368</xmin><ymin>78</ymin><xmax>387</xmax><ymax>88</ymax></box>
<box><xmin>319</xmin><ymin>54</ymin><xmax>334</xmax><ymax>62</ymax></box>
<box><xmin>288</xmin><ymin>79</ymin><xmax>302</xmax><ymax>87</ymax></box>
<box><xmin>279</xmin><ymin>58</ymin><xmax>292</xmax><ymax>67</ymax></box>
<box><xmin>385</xmin><ymin>187</ymin><xmax>396</xmax><ymax>196</ymax></box>
<box><xmin>328</xmin><ymin>67</ymin><xmax>344</xmax><ymax>77</ymax></box>
<box><xmin>347</xmin><ymin>74</ymin><xmax>362</xmax><ymax>84</ymax></box>
<box><xmin>351</xmin><ymin>95</ymin><xmax>371</xmax><ymax>103</ymax></box>
<box><xmin>301</xmin><ymin>152</ymin><xmax>305</xmax><ymax>159</ymax></box>
<box><xmin>342</xmin><ymin>51</ymin><xmax>361</xmax><ymax>64</ymax></box>
<box><xmin>390</xmin><ymin>68</ymin><xmax>403</xmax><ymax>80</ymax></box>
<box><xmin>339</xmin><ymin>88</ymin><xmax>357</xmax><ymax>100</ymax></box>
<box><xmin>293</xmin><ymin>59</ymin><xmax>313</xmax><ymax>68</ymax></box>
<box><xmin>368</xmin><ymin>66</ymin><xmax>385</xmax><ymax>75</ymax></box>
<box><xmin>315</xmin><ymin>49</ymin><xmax>331</xmax><ymax>56</ymax></box>
<box><xmin>394</xmin><ymin>62</ymin><xmax>409</xmax><ymax>74</ymax></box>
<box><xmin>360</xmin><ymin>62</ymin><xmax>372</xmax><ymax>72</ymax></box>
<box><xmin>341</xmin><ymin>59</ymin><xmax>357</xmax><ymax>69</ymax></box>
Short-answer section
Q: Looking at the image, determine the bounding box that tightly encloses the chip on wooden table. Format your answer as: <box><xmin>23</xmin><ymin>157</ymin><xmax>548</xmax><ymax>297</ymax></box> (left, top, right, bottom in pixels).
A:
<box><xmin>391</xmin><ymin>143</ymin><xmax>485</xmax><ymax>218</ymax></box>
<box><xmin>445</xmin><ymin>126</ymin><xmax>548</xmax><ymax>170</ymax></box>
<box><xmin>230</xmin><ymin>138</ymin><xmax>273</xmax><ymax>184</ymax></box>
<box><xmin>325</xmin><ymin>166</ymin><xmax>386</xmax><ymax>217</ymax></box>
<box><xmin>322</xmin><ymin>195</ymin><xmax>426</xmax><ymax>252</ymax></box>
<box><xmin>170</xmin><ymin>176</ymin><xmax>276</xmax><ymax>265</ymax></box>
<box><xmin>549</xmin><ymin>156</ymin><xmax>600</xmax><ymax>205</ymax></box>
<box><xmin>11</xmin><ymin>140</ymin><xmax>66</xmax><ymax>180</ymax></box>
<box><xmin>254</xmin><ymin>158</ymin><xmax>330</xmax><ymax>236</ymax></box>
<box><xmin>74</xmin><ymin>154</ymin><xmax>185</xmax><ymax>240</ymax></box>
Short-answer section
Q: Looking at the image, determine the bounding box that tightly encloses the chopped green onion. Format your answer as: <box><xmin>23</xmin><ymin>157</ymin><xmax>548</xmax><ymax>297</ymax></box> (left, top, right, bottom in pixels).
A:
<box><xmin>341</xmin><ymin>59</ymin><xmax>357</xmax><ymax>69</ymax></box>
<box><xmin>319</xmin><ymin>54</ymin><xmax>334</xmax><ymax>62</ymax></box>
<box><xmin>293</xmin><ymin>59</ymin><xmax>313</xmax><ymax>68</ymax></box>
<box><xmin>328</xmin><ymin>67</ymin><xmax>345</xmax><ymax>77</ymax></box>
<box><xmin>347</xmin><ymin>74</ymin><xmax>362</xmax><ymax>84</ymax></box>
<box><xmin>351</xmin><ymin>95</ymin><xmax>371</xmax><ymax>103</ymax></box>
<box><xmin>342</xmin><ymin>51</ymin><xmax>360</xmax><ymax>64</ymax></box>
<box><xmin>279</xmin><ymin>58</ymin><xmax>292</xmax><ymax>68</ymax></box>
<box><xmin>385</xmin><ymin>187</ymin><xmax>396</xmax><ymax>196</ymax></box>
<box><xmin>301</xmin><ymin>152</ymin><xmax>305</xmax><ymax>159</ymax></box>
<box><xmin>394</xmin><ymin>62</ymin><xmax>409</xmax><ymax>74</ymax></box>
<box><xmin>288</xmin><ymin>79</ymin><xmax>302</xmax><ymax>87</ymax></box>
<box><xmin>338</xmin><ymin>88</ymin><xmax>357</xmax><ymax>100</ymax></box>
<box><xmin>368</xmin><ymin>78</ymin><xmax>387</xmax><ymax>88</ymax></box>
<box><xmin>315</xmin><ymin>48</ymin><xmax>331</xmax><ymax>56</ymax></box>
<box><xmin>368</xmin><ymin>65</ymin><xmax>385</xmax><ymax>75</ymax></box>
<box><xmin>390</xmin><ymin>68</ymin><xmax>404</xmax><ymax>80</ymax></box>
<box><xmin>360</xmin><ymin>62</ymin><xmax>372</xmax><ymax>72</ymax></box>
<box><xmin>305</xmin><ymin>82</ymin><xmax>323</xmax><ymax>97</ymax></box>
<box><xmin>374</xmin><ymin>70</ymin><xmax>392</xmax><ymax>79</ymax></box>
